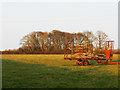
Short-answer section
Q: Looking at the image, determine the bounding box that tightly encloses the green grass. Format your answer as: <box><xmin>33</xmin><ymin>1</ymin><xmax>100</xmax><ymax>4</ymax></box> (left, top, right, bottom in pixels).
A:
<box><xmin>1</xmin><ymin>54</ymin><xmax>119</xmax><ymax>88</ymax></box>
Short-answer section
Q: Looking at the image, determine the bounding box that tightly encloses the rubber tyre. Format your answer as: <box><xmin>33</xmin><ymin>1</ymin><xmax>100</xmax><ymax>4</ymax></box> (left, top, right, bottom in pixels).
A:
<box><xmin>82</xmin><ymin>60</ymin><xmax>89</xmax><ymax>66</ymax></box>
<box><xmin>107</xmin><ymin>59</ymin><xmax>111</xmax><ymax>62</ymax></box>
<box><xmin>97</xmin><ymin>60</ymin><xmax>101</xmax><ymax>63</ymax></box>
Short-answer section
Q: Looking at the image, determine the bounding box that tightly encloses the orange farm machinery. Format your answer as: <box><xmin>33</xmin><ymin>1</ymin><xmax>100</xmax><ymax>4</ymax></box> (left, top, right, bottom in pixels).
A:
<box><xmin>63</xmin><ymin>40</ymin><xmax>120</xmax><ymax>66</ymax></box>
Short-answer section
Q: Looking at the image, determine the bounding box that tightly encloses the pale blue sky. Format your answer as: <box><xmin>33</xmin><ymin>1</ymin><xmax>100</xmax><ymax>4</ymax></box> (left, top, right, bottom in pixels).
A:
<box><xmin>1</xmin><ymin>1</ymin><xmax>118</xmax><ymax>50</ymax></box>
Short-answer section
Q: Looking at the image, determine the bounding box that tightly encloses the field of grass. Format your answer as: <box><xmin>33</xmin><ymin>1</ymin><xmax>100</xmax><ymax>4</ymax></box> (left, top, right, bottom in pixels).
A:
<box><xmin>1</xmin><ymin>54</ymin><xmax>120</xmax><ymax>88</ymax></box>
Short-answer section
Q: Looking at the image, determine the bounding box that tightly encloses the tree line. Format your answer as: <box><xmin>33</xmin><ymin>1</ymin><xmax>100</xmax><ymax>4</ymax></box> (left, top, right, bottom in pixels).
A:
<box><xmin>1</xmin><ymin>30</ymin><xmax>119</xmax><ymax>54</ymax></box>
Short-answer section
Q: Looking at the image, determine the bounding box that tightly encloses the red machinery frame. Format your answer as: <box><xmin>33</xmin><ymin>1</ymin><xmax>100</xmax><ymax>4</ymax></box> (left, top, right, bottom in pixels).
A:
<box><xmin>63</xmin><ymin>40</ymin><xmax>120</xmax><ymax>65</ymax></box>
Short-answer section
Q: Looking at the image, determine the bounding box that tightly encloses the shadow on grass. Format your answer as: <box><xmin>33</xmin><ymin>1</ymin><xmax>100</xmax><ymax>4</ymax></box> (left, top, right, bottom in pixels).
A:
<box><xmin>62</xmin><ymin>62</ymin><xmax>117</xmax><ymax>66</ymax></box>
<box><xmin>95</xmin><ymin>63</ymin><xmax>117</xmax><ymax>66</ymax></box>
<box><xmin>2</xmin><ymin>59</ymin><xmax>118</xmax><ymax>88</ymax></box>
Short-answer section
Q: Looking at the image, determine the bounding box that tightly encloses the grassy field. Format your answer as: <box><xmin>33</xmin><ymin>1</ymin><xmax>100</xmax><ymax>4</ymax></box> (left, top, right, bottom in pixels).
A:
<box><xmin>1</xmin><ymin>54</ymin><xmax>120</xmax><ymax>88</ymax></box>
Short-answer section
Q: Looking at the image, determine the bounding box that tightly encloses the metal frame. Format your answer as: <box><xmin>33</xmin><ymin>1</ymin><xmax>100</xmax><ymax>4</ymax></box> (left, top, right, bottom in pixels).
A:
<box><xmin>63</xmin><ymin>40</ymin><xmax>120</xmax><ymax>65</ymax></box>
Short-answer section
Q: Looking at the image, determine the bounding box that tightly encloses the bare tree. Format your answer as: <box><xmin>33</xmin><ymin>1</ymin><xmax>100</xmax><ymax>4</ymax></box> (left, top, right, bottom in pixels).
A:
<box><xmin>96</xmin><ymin>31</ymin><xmax>108</xmax><ymax>49</ymax></box>
<box><xmin>19</xmin><ymin>30</ymin><xmax>108</xmax><ymax>54</ymax></box>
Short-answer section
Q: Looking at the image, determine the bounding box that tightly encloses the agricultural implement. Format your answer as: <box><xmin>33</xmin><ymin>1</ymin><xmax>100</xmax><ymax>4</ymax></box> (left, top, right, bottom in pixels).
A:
<box><xmin>63</xmin><ymin>40</ymin><xmax>120</xmax><ymax>66</ymax></box>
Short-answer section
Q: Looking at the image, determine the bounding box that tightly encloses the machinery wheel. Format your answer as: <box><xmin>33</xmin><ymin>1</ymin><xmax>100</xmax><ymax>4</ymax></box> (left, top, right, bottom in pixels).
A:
<box><xmin>107</xmin><ymin>59</ymin><xmax>111</xmax><ymax>62</ymax></box>
<box><xmin>82</xmin><ymin>60</ymin><xmax>89</xmax><ymax>66</ymax></box>
<box><xmin>97</xmin><ymin>60</ymin><xmax>101</xmax><ymax>63</ymax></box>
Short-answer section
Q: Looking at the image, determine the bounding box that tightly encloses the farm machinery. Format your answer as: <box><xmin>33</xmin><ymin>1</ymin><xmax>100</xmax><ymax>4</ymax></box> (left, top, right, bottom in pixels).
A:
<box><xmin>63</xmin><ymin>40</ymin><xmax>120</xmax><ymax>66</ymax></box>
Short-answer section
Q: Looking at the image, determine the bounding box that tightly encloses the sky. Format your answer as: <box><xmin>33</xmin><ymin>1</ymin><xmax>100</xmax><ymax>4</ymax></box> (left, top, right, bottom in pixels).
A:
<box><xmin>0</xmin><ymin>0</ymin><xmax>119</xmax><ymax>51</ymax></box>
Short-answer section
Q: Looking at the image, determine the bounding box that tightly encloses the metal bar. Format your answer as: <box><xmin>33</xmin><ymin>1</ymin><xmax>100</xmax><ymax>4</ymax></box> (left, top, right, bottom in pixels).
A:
<box><xmin>98</xmin><ymin>62</ymin><xmax>120</xmax><ymax>64</ymax></box>
<box><xmin>108</xmin><ymin>41</ymin><xmax>109</xmax><ymax>48</ymax></box>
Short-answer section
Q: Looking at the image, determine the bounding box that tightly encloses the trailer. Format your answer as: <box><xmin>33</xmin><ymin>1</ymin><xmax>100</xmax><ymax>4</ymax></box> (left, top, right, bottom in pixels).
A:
<box><xmin>63</xmin><ymin>40</ymin><xmax>120</xmax><ymax>66</ymax></box>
